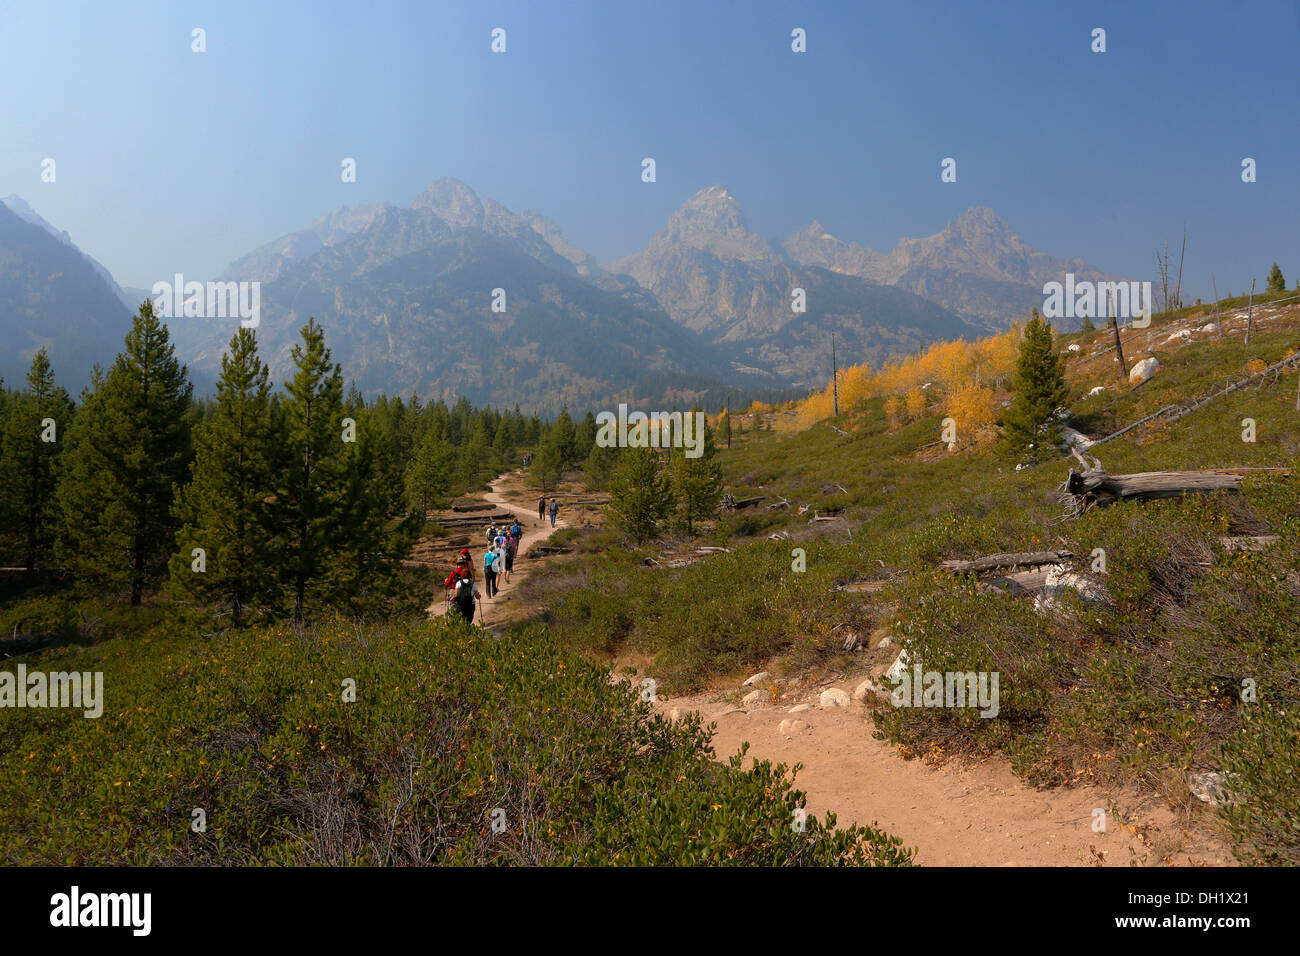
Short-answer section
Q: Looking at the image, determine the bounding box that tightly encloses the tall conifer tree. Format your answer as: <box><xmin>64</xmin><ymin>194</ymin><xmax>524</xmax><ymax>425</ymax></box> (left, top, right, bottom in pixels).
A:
<box><xmin>56</xmin><ymin>302</ymin><xmax>194</xmax><ymax>603</ymax></box>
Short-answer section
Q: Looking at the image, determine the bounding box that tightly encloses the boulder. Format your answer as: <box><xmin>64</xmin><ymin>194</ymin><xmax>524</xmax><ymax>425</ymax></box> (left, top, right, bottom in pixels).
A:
<box><xmin>741</xmin><ymin>688</ymin><xmax>769</xmax><ymax>707</ymax></box>
<box><xmin>787</xmin><ymin>703</ymin><xmax>812</xmax><ymax>714</ymax></box>
<box><xmin>741</xmin><ymin>671</ymin><xmax>771</xmax><ymax>688</ymax></box>
<box><xmin>819</xmin><ymin>688</ymin><xmax>851</xmax><ymax>709</ymax></box>
<box><xmin>1129</xmin><ymin>357</ymin><xmax>1161</xmax><ymax>385</ymax></box>
<box><xmin>1198</xmin><ymin>322</ymin><xmax>1220</xmax><ymax>334</ymax></box>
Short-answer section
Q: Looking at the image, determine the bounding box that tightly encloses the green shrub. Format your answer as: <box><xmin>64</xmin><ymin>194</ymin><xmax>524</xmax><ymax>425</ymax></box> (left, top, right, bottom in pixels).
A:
<box><xmin>0</xmin><ymin>616</ymin><xmax>911</xmax><ymax>866</ymax></box>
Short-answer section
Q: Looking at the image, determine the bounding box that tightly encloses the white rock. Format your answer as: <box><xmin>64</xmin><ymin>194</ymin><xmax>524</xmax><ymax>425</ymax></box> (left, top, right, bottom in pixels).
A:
<box><xmin>787</xmin><ymin>703</ymin><xmax>812</xmax><ymax>713</ymax></box>
<box><xmin>741</xmin><ymin>688</ymin><xmax>769</xmax><ymax>707</ymax></box>
<box><xmin>1189</xmin><ymin>771</ymin><xmax>1231</xmax><ymax>807</ymax></box>
<box><xmin>1198</xmin><ymin>322</ymin><xmax>1220</xmax><ymax>334</ymax></box>
<box><xmin>1087</xmin><ymin>385</ymin><xmax>1107</xmax><ymax>397</ymax></box>
<box><xmin>877</xmin><ymin>635</ymin><xmax>892</xmax><ymax>648</ymax></box>
<box><xmin>1033</xmin><ymin>567</ymin><xmax>1112</xmax><ymax>615</ymax></box>
<box><xmin>1164</xmin><ymin>329</ymin><xmax>1192</xmax><ymax>344</ymax></box>
<box><xmin>819</xmin><ymin>688</ymin><xmax>851</xmax><ymax>709</ymax></box>
<box><xmin>1129</xmin><ymin>357</ymin><xmax>1161</xmax><ymax>385</ymax></box>
<box><xmin>741</xmin><ymin>671</ymin><xmax>770</xmax><ymax>688</ymax></box>
<box><xmin>1067</xmin><ymin>343</ymin><xmax>1081</xmax><ymax>352</ymax></box>
<box><xmin>779</xmin><ymin>719</ymin><xmax>809</xmax><ymax>735</ymax></box>
<box><xmin>853</xmin><ymin>678</ymin><xmax>881</xmax><ymax>701</ymax></box>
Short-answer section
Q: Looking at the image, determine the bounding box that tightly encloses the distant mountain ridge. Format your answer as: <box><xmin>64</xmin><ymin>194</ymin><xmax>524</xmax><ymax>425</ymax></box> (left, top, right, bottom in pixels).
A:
<box><xmin>605</xmin><ymin>185</ymin><xmax>980</xmax><ymax>385</ymax></box>
<box><xmin>169</xmin><ymin>178</ymin><xmax>782</xmax><ymax>413</ymax></box>
<box><xmin>3</xmin><ymin>182</ymin><xmax>1129</xmax><ymax>405</ymax></box>
<box><xmin>781</xmin><ymin>206</ymin><xmax>1123</xmax><ymax>328</ymax></box>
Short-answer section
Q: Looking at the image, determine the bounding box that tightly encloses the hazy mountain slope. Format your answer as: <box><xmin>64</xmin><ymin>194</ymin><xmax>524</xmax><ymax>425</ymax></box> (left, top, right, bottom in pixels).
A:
<box><xmin>2</xmin><ymin>194</ymin><xmax>136</xmax><ymax>310</ymax></box>
<box><xmin>172</xmin><ymin>216</ymin><xmax>772</xmax><ymax>412</ymax></box>
<box><xmin>606</xmin><ymin>185</ymin><xmax>978</xmax><ymax>387</ymax></box>
<box><xmin>0</xmin><ymin>202</ymin><xmax>133</xmax><ymax>389</ymax></box>
<box><xmin>783</xmin><ymin>207</ymin><xmax>1123</xmax><ymax>329</ymax></box>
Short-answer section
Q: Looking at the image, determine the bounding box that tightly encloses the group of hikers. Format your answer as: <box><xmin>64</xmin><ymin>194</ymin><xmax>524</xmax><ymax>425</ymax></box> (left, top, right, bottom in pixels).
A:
<box><xmin>443</xmin><ymin>516</ymin><xmax>525</xmax><ymax>623</ymax></box>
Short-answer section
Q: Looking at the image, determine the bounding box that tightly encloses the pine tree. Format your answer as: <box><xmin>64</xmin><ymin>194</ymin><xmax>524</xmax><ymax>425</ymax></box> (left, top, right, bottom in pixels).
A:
<box><xmin>55</xmin><ymin>302</ymin><xmax>194</xmax><ymax>603</ymax></box>
<box><xmin>1267</xmin><ymin>263</ymin><xmax>1286</xmax><ymax>294</ymax></box>
<box><xmin>1002</xmin><ymin>309</ymin><xmax>1069</xmax><ymax>451</ymax></box>
<box><xmin>1078</xmin><ymin>314</ymin><xmax>1095</xmax><ymax>338</ymax></box>
<box><xmin>274</xmin><ymin>318</ymin><xmax>349</xmax><ymax>622</ymax></box>
<box><xmin>575</xmin><ymin>410</ymin><xmax>597</xmax><ymax>461</ymax></box>
<box><xmin>606</xmin><ymin>447</ymin><xmax>674</xmax><ymax>543</ymax></box>
<box><xmin>169</xmin><ymin>329</ymin><xmax>280</xmax><ymax>623</ymax></box>
<box><xmin>406</xmin><ymin>427</ymin><xmax>454</xmax><ymax>515</ymax></box>
<box><xmin>330</xmin><ymin>403</ymin><xmax>421</xmax><ymax>617</ymax></box>
<box><xmin>551</xmin><ymin>405</ymin><xmax>577</xmax><ymax>462</ymax></box>
<box><xmin>0</xmin><ymin>349</ymin><xmax>74</xmax><ymax>572</ymax></box>
<box><xmin>532</xmin><ymin>432</ymin><xmax>565</xmax><ymax>490</ymax></box>
<box><xmin>670</xmin><ymin>407</ymin><xmax>723</xmax><ymax>535</ymax></box>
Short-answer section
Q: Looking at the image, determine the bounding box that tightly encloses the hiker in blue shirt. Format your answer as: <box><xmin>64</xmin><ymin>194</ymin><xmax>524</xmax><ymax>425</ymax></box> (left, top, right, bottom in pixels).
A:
<box><xmin>483</xmin><ymin>545</ymin><xmax>502</xmax><ymax>597</ymax></box>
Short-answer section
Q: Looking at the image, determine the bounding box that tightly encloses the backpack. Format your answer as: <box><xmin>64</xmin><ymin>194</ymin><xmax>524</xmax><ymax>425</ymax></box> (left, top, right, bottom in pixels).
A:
<box><xmin>453</xmin><ymin>577</ymin><xmax>475</xmax><ymax>617</ymax></box>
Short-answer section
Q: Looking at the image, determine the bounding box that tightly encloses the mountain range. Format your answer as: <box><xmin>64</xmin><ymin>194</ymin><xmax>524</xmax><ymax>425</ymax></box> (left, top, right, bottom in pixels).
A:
<box><xmin>0</xmin><ymin>182</ymin><xmax>1122</xmax><ymax>411</ymax></box>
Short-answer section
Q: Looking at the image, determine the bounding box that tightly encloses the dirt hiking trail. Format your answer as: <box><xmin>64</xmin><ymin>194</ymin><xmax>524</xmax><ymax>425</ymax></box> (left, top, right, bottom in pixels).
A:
<box><xmin>423</xmin><ymin>469</ymin><xmax>1235</xmax><ymax>867</ymax></box>
<box><xmin>653</xmin><ymin>688</ymin><xmax>1233</xmax><ymax>866</ymax></box>
<box><xmin>425</xmin><ymin>473</ymin><xmax>568</xmax><ymax>631</ymax></box>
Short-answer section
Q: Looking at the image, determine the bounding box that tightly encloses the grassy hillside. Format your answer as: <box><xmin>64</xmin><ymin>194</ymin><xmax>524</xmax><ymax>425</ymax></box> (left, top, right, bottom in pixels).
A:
<box><xmin>536</xmin><ymin>299</ymin><xmax>1300</xmax><ymax>864</ymax></box>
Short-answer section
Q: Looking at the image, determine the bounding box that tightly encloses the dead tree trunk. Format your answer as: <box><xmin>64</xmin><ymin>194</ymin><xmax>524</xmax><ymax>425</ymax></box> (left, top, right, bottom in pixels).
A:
<box><xmin>1245</xmin><ymin>277</ymin><xmax>1256</xmax><ymax>345</ymax></box>
<box><xmin>940</xmin><ymin>551</ymin><xmax>1073</xmax><ymax>573</ymax></box>
<box><xmin>1060</xmin><ymin>449</ymin><xmax>1285</xmax><ymax>512</ymax></box>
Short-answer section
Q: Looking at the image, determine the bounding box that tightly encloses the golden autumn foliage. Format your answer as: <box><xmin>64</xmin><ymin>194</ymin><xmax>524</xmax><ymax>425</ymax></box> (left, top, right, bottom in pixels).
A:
<box><xmin>795</xmin><ymin>324</ymin><xmax>1023</xmax><ymax>429</ymax></box>
<box><xmin>904</xmin><ymin>386</ymin><xmax>927</xmax><ymax>421</ymax></box>
<box><xmin>944</xmin><ymin>382</ymin><xmax>999</xmax><ymax>448</ymax></box>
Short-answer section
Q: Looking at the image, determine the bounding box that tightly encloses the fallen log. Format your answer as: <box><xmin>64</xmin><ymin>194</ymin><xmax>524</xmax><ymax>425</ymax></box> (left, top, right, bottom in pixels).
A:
<box><xmin>525</xmin><ymin>545</ymin><xmax>572</xmax><ymax>558</ymax></box>
<box><xmin>732</xmin><ymin>496</ymin><xmax>766</xmax><ymax>509</ymax></box>
<box><xmin>1220</xmin><ymin>534</ymin><xmax>1280</xmax><ymax>552</ymax></box>
<box><xmin>450</xmin><ymin>502</ymin><xmax>494</xmax><ymax>513</ymax></box>
<box><xmin>940</xmin><ymin>551</ymin><xmax>1072</xmax><ymax>573</ymax></box>
<box><xmin>1061</xmin><ymin>449</ymin><xmax>1288</xmax><ymax>513</ymax></box>
<box><xmin>835</xmin><ymin>580</ymin><xmax>887</xmax><ymax>593</ymax></box>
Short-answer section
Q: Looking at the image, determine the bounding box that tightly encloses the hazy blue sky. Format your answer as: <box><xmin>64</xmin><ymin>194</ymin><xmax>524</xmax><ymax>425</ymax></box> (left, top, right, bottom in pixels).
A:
<box><xmin>1</xmin><ymin>0</ymin><xmax>1296</xmax><ymax>300</ymax></box>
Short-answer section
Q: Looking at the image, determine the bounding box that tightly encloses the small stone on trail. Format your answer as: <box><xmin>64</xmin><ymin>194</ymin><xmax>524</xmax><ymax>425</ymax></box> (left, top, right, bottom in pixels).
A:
<box><xmin>819</xmin><ymin>688</ymin><xmax>851</xmax><ymax>708</ymax></box>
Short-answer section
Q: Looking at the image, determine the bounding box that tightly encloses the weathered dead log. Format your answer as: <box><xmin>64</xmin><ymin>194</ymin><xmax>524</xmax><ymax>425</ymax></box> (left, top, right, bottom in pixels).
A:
<box><xmin>694</xmin><ymin>546</ymin><xmax>732</xmax><ymax>554</ymax></box>
<box><xmin>835</xmin><ymin>580</ymin><xmax>887</xmax><ymax>593</ymax></box>
<box><xmin>451</xmin><ymin>502</ymin><xmax>494</xmax><ymax>513</ymax></box>
<box><xmin>984</xmin><ymin>568</ymin><xmax>1055</xmax><ymax>596</ymax></box>
<box><xmin>1067</xmin><ymin>468</ymin><xmax>1248</xmax><ymax>508</ymax></box>
<box><xmin>940</xmin><ymin>551</ymin><xmax>1072</xmax><ymax>574</ymax></box>
<box><xmin>1220</xmin><ymin>534</ymin><xmax>1280</xmax><ymax>552</ymax></box>
<box><xmin>732</xmin><ymin>496</ymin><xmax>766</xmax><ymax>509</ymax></box>
<box><xmin>525</xmin><ymin>545</ymin><xmax>572</xmax><ymax>558</ymax></box>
